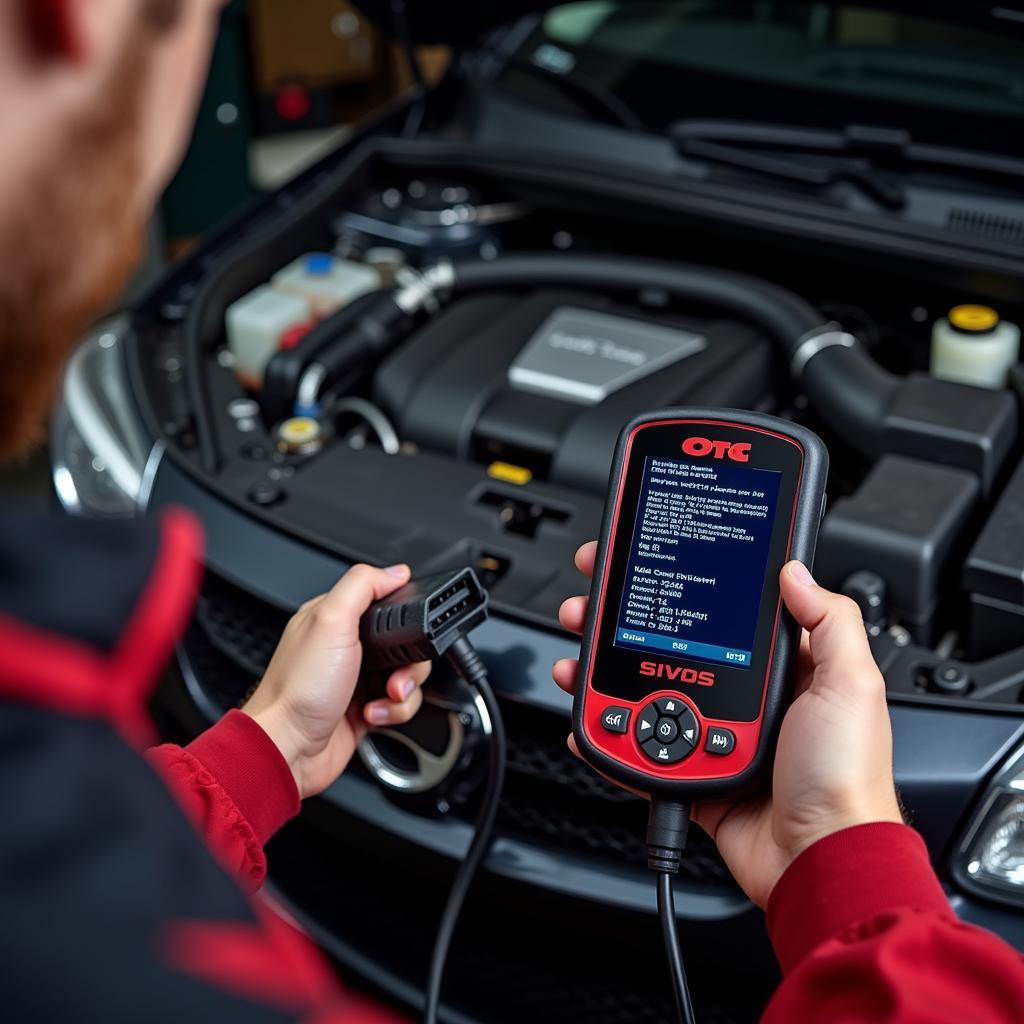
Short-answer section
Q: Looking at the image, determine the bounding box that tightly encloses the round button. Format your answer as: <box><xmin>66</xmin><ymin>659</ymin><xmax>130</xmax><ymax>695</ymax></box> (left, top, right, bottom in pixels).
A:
<box><xmin>635</xmin><ymin>697</ymin><xmax>699</xmax><ymax>765</ymax></box>
<box><xmin>655</xmin><ymin>717</ymin><xmax>679</xmax><ymax>743</ymax></box>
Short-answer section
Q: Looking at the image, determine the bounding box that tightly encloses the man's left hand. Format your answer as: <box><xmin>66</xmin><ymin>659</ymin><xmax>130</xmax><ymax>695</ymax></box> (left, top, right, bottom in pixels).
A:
<box><xmin>242</xmin><ymin>563</ymin><xmax>431</xmax><ymax>799</ymax></box>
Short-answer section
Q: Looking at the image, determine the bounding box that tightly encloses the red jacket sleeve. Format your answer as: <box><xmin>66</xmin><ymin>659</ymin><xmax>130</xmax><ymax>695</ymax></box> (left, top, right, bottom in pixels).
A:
<box><xmin>764</xmin><ymin>822</ymin><xmax>1024</xmax><ymax>1023</ymax></box>
<box><xmin>147</xmin><ymin>709</ymin><xmax>300</xmax><ymax>892</ymax></box>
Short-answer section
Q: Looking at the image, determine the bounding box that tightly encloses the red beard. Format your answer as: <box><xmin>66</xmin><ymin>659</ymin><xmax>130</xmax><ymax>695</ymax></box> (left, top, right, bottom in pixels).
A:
<box><xmin>0</xmin><ymin>43</ymin><xmax>148</xmax><ymax>461</ymax></box>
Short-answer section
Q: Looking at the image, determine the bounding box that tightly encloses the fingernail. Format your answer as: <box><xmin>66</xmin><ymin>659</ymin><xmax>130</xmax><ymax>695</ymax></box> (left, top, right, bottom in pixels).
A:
<box><xmin>368</xmin><ymin>705</ymin><xmax>390</xmax><ymax>725</ymax></box>
<box><xmin>399</xmin><ymin>677</ymin><xmax>415</xmax><ymax>700</ymax></box>
<box><xmin>385</xmin><ymin>563</ymin><xmax>408</xmax><ymax>577</ymax></box>
<box><xmin>789</xmin><ymin>561</ymin><xmax>816</xmax><ymax>586</ymax></box>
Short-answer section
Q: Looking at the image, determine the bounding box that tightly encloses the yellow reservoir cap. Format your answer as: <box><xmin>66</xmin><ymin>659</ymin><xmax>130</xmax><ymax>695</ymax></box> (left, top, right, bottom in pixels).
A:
<box><xmin>487</xmin><ymin>461</ymin><xmax>533</xmax><ymax>486</ymax></box>
<box><xmin>276</xmin><ymin>416</ymin><xmax>323</xmax><ymax>454</ymax></box>
<box><xmin>949</xmin><ymin>304</ymin><xmax>1000</xmax><ymax>333</ymax></box>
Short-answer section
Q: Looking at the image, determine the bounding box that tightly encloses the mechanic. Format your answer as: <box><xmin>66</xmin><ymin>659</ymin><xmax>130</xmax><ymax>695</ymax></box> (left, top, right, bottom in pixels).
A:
<box><xmin>0</xmin><ymin>2</ymin><xmax>1022</xmax><ymax>1023</ymax></box>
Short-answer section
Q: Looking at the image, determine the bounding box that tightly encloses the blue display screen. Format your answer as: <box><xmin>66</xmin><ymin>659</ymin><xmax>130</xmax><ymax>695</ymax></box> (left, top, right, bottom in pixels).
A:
<box><xmin>614</xmin><ymin>456</ymin><xmax>782</xmax><ymax>669</ymax></box>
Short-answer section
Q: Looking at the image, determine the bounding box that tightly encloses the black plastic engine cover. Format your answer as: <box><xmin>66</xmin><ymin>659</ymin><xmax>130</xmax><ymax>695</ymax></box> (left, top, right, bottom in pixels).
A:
<box><xmin>373</xmin><ymin>289</ymin><xmax>773</xmax><ymax>493</ymax></box>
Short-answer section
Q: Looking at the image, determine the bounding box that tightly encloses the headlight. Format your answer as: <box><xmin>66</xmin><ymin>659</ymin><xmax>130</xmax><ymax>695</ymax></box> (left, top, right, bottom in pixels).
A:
<box><xmin>51</xmin><ymin>317</ymin><xmax>153</xmax><ymax>517</ymax></box>
<box><xmin>954</xmin><ymin>746</ymin><xmax>1024</xmax><ymax>907</ymax></box>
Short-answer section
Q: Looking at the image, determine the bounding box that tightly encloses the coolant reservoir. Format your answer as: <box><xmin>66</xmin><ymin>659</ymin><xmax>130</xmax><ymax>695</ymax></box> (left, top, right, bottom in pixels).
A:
<box><xmin>225</xmin><ymin>286</ymin><xmax>312</xmax><ymax>389</ymax></box>
<box><xmin>931</xmin><ymin>305</ymin><xmax>1020</xmax><ymax>389</ymax></box>
<box><xmin>272</xmin><ymin>253</ymin><xmax>380</xmax><ymax>318</ymax></box>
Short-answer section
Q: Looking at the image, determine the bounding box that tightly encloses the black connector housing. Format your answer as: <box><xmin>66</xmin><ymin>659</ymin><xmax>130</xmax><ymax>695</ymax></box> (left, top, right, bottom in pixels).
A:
<box><xmin>359</xmin><ymin>568</ymin><xmax>489</xmax><ymax>670</ymax></box>
<box><xmin>816</xmin><ymin>455</ymin><xmax>979</xmax><ymax>641</ymax></box>
<box><xmin>964</xmin><ymin>457</ymin><xmax>1024</xmax><ymax>659</ymax></box>
<box><xmin>880</xmin><ymin>373</ymin><xmax>1016</xmax><ymax>497</ymax></box>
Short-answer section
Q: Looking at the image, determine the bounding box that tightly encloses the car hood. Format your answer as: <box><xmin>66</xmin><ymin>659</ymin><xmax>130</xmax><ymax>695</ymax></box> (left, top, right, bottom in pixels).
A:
<box><xmin>351</xmin><ymin>0</ymin><xmax>1024</xmax><ymax>47</ymax></box>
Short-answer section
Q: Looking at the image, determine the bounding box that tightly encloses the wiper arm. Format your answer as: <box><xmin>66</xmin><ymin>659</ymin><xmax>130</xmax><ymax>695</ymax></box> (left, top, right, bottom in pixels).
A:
<box><xmin>672</xmin><ymin>122</ymin><xmax>907</xmax><ymax>208</ymax></box>
<box><xmin>678</xmin><ymin>135</ymin><xmax>906</xmax><ymax>209</ymax></box>
<box><xmin>671</xmin><ymin>119</ymin><xmax>1024</xmax><ymax>199</ymax></box>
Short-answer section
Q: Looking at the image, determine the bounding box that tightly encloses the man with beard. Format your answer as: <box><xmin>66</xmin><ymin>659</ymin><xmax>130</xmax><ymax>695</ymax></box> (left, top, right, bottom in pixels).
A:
<box><xmin>1</xmin><ymin>3</ymin><xmax>425</xmax><ymax>1020</ymax></box>
<box><xmin>2</xmin><ymin>3</ymin><xmax>1024</xmax><ymax>1024</ymax></box>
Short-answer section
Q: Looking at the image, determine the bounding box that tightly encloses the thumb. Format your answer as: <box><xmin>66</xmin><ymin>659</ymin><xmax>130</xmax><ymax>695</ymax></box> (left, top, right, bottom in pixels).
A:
<box><xmin>315</xmin><ymin>563</ymin><xmax>412</xmax><ymax>644</ymax></box>
<box><xmin>779</xmin><ymin>561</ymin><xmax>876</xmax><ymax>684</ymax></box>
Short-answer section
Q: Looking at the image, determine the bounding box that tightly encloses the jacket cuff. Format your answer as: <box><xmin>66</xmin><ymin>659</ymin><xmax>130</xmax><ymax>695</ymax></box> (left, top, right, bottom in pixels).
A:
<box><xmin>186</xmin><ymin>709</ymin><xmax>300</xmax><ymax>845</ymax></box>
<box><xmin>766</xmin><ymin>822</ymin><xmax>951</xmax><ymax>974</ymax></box>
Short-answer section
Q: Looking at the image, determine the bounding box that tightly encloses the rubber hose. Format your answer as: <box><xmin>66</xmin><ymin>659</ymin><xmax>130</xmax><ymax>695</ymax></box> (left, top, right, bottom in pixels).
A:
<box><xmin>451</xmin><ymin>253</ymin><xmax>896</xmax><ymax>456</ymax></box>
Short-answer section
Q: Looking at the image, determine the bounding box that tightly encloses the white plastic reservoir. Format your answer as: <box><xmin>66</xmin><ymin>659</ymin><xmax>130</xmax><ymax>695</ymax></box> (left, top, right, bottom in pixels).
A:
<box><xmin>931</xmin><ymin>304</ymin><xmax>1020</xmax><ymax>390</ymax></box>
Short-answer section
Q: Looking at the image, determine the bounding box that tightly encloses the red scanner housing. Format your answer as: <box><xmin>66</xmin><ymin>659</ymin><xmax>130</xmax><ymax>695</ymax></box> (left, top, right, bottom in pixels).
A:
<box><xmin>572</xmin><ymin>409</ymin><xmax>828</xmax><ymax>801</ymax></box>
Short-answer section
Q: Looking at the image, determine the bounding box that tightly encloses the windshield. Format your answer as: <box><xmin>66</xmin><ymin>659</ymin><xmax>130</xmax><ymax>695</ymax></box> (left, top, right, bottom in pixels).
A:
<box><xmin>499</xmin><ymin>2</ymin><xmax>1024</xmax><ymax>154</ymax></box>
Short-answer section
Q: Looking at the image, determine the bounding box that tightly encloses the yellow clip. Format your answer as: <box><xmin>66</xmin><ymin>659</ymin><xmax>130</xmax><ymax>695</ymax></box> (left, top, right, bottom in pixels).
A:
<box><xmin>487</xmin><ymin>461</ymin><xmax>533</xmax><ymax>486</ymax></box>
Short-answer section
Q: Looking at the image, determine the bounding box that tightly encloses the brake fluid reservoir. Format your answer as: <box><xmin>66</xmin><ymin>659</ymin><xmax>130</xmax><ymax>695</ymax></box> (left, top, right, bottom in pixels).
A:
<box><xmin>272</xmin><ymin>253</ymin><xmax>380</xmax><ymax>318</ymax></box>
<box><xmin>931</xmin><ymin>305</ymin><xmax>1020</xmax><ymax>389</ymax></box>
<box><xmin>226</xmin><ymin>286</ymin><xmax>312</xmax><ymax>389</ymax></box>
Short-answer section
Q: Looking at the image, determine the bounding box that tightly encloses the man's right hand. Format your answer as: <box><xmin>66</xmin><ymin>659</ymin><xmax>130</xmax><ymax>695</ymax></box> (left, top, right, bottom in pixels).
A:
<box><xmin>553</xmin><ymin>543</ymin><xmax>903</xmax><ymax>909</ymax></box>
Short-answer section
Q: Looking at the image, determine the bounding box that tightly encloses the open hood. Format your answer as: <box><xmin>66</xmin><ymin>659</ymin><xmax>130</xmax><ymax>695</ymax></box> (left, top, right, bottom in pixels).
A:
<box><xmin>352</xmin><ymin>0</ymin><xmax>1024</xmax><ymax>47</ymax></box>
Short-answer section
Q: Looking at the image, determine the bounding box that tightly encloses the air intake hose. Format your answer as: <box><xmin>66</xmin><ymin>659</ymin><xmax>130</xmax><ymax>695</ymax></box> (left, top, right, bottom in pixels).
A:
<box><xmin>450</xmin><ymin>254</ymin><xmax>896</xmax><ymax>459</ymax></box>
<box><xmin>295</xmin><ymin>253</ymin><xmax>1013</xmax><ymax>490</ymax></box>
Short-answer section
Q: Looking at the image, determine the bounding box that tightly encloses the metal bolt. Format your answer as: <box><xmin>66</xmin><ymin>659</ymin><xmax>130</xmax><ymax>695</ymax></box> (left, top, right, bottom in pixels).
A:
<box><xmin>216</xmin><ymin>103</ymin><xmax>239</xmax><ymax>126</ymax></box>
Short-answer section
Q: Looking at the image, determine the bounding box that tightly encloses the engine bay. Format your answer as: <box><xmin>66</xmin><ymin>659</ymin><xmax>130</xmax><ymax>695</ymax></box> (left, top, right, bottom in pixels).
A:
<box><xmin>129</xmin><ymin>138</ymin><xmax>1024</xmax><ymax>712</ymax></box>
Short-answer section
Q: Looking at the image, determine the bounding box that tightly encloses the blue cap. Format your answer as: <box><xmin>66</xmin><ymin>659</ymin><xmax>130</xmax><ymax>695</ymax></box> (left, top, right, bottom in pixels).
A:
<box><xmin>304</xmin><ymin>253</ymin><xmax>334</xmax><ymax>276</ymax></box>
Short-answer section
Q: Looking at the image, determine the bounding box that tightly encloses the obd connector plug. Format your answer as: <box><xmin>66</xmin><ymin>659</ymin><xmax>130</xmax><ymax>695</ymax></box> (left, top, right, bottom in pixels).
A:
<box><xmin>359</xmin><ymin>568</ymin><xmax>489</xmax><ymax>670</ymax></box>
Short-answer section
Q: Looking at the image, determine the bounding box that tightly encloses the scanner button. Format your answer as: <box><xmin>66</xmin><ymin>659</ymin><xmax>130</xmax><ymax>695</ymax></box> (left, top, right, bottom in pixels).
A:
<box><xmin>641</xmin><ymin>735</ymin><xmax>693</xmax><ymax>765</ymax></box>
<box><xmin>654</xmin><ymin>717</ymin><xmax>679</xmax><ymax>744</ymax></box>
<box><xmin>675</xmin><ymin>707</ymin><xmax>699</xmax><ymax>749</ymax></box>
<box><xmin>705</xmin><ymin>727</ymin><xmax>735</xmax><ymax>756</ymax></box>
<box><xmin>600</xmin><ymin>706</ymin><xmax>631</xmax><ymax>734</ymax></box>
<box><xmin>654</xmin><ymin>696</ymin><xmax>685</xmax><ymax>718</ymax></box>
<box><xmin>635</xmin><ymin>705</ymin><xmax>659</xmax><ymax>743</ymax></box>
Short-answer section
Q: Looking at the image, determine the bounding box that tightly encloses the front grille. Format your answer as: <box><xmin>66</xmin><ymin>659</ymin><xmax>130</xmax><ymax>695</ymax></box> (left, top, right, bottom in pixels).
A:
<box><xmin>497</xmin><ymin>700</ymin><xmax>729</xmax><ymax>883</ymax></box>
<box><xmin>269</xmin><ymin>816</ymin><xmax>768</xmax><ymax>1024</ymax></box>
<box><xmin>182</xmin><ymin>572</ymin><xmax>732</xmax><ymax>888</ymax></box>
<box><xmin>194</xmin><ymin>573</ymin><xmax>287</xmax><ymax>678</ymax></box>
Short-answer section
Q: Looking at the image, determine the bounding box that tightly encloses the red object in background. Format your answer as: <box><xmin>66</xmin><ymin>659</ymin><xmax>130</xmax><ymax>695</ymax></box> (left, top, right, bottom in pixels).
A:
<box><xmin>280</xmin><ymin>322</ymin><xmax>315</xmax><ymax>351</ymax></box>
<box><xmin>275</xmin><ymin>84</ymin><xmax>312</xmax><ymax>122</ymax></box>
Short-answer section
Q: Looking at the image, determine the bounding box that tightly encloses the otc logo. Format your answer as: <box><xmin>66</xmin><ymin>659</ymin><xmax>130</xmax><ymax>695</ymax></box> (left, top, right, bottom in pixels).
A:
<box><xmin>640</xmin><ymin>661</ymin><xmax>716</xmax><ymax>687</ymax></box>
<box><xmin>682</xmin><ymin>436</ymin><xmax>751</xmax><ymax>462</ymax></box>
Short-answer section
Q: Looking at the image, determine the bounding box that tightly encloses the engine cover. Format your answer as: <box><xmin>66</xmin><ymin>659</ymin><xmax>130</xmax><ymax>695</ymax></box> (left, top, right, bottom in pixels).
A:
<box><xmin>374</xmin><ymin>289</ymin><xmax>773</xmax><ymax>493</ymax></box>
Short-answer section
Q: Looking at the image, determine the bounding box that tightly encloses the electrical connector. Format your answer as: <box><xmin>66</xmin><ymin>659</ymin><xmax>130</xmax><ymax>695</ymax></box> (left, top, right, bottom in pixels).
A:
<box><xmin>359</xmin><ymin>568</ymin><xmax>489</xmax><ymax>671</ymax></box>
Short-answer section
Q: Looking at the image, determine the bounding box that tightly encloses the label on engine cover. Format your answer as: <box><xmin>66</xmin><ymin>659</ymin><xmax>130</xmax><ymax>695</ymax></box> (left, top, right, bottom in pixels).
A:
<box><xmin>508</xmin><ymin>307</ymin><xmax>706</xmax><ymax>405</ymax></box>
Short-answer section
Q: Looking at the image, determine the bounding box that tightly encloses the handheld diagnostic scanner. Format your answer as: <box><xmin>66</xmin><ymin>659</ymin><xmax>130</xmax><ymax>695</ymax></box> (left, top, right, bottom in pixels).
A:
<box><xmin>573</xmin><ymin>409</ymin><xmax>828</xmax><ymax>802</ymax></box>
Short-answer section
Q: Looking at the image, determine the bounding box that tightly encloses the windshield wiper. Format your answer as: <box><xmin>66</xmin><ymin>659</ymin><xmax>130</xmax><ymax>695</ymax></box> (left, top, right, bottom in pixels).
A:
<box><xmin>671</xmin><ymin>120</ymin><xmax>1024</xmax><ymax>209</ymax></box>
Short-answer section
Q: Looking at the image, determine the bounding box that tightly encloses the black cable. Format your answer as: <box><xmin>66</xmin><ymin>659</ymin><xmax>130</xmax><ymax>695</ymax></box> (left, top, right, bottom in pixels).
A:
<box><xmin>424</xmin><ymin>636</ymin><xmax>507</xmax><ymax>1024</ymax></box>
<box><xmin>657</xmin><ymin>872</ymin><xmax>696</xmax><ymax>1024</ymax></box>
<box><xmin>647</xmin><ymin>800</ymin><xmax>696</xmax><ymax>1024</ymax></box>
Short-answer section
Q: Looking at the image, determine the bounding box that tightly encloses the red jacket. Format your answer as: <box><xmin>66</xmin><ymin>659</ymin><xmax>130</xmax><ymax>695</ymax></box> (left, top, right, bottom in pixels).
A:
<box><xmin>155</xmin><ymin>710</ymin><xmax>1024</xmax><ymax>1023</ymax></box>
<box><xmin>2</xmin><ymin>508</ymin><xmax>1022</xmax><ymax>1021</ymax></box>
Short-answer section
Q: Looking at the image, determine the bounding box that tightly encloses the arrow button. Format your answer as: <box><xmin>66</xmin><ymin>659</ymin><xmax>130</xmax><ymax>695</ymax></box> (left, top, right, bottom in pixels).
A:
<box><xmin>634</xmin><ymin>704</ymin><xmax>659</xmax><ymax>745</ymax></box>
